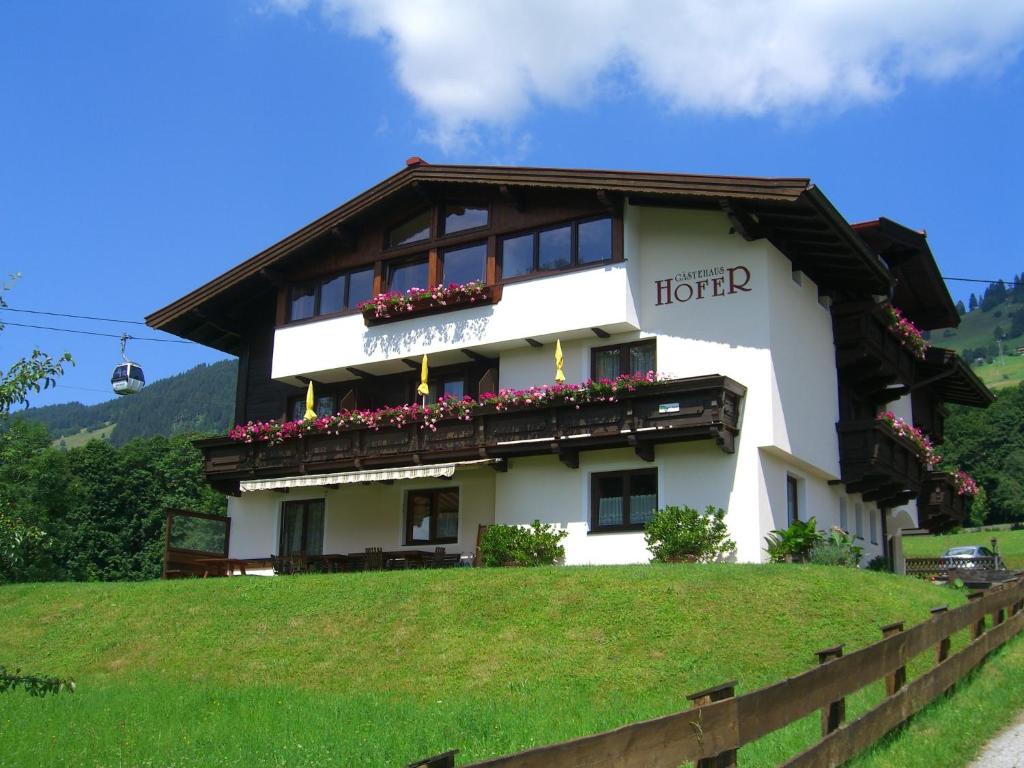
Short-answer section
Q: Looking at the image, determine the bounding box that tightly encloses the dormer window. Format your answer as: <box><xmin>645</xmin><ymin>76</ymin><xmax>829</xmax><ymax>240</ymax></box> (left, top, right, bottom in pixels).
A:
<box><xmin>443</xmin><ymin>204</ymin><xmax>488</xmax><ymax>235</ymax></box>
<box><xmin>387</xmin><ymin>209</ymin><xmax>432</xmax><ymax>249</ymax></box>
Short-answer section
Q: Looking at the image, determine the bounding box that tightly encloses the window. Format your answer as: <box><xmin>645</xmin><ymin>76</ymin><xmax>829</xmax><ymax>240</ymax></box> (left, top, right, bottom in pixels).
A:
<box><xmin>442</xmin><ymin>242</ymin><xmax>486</xmax><ymax>285</ymax></box>
<box><xmin>591</xmin><ymin>340</ymin><xmax>656</xmax><ymax>380</ymax></box>
<box><xmin>499</xmin><ymin>216</ymin><xmax>613</xmax><ymax>279</ymax></box>
<box><xmin>786</xmin><ymin>475</ymin><xmax>800</xmax><ymax>525</ymax></box>
<box><xmin>405</xmin><ymin>488</ymin><xmax>459</xmax><ymax>545</ymax></box>
<box><xmin>387</xmin><ymin>210</ymin><xmax>432</xmax><ymax>248</ymax></box>
<box><xmin>287</xmin><ymin>267</ymin><xmax>375</xmax><ymax>322</ymax></box>
<box><xmin>854</xmin><ymin>504</ymin><xmax>864</xmax><ymax>539</ymax></box>
<box><xmin>591</xmin><ymin>469</ymin><xmax>658</xmax><ymax>531</ymax></box>
<box><xmin>289</xmin><ymin>393</ymin><xmax>337</xmax><ymax>421</ymax></box>
<box><xmin>869</xmin><ymin>509</ymin><xmax>878</xmax><ymax>544</ymax></box>
<box><xmin>279</xmin><ymin>499</ymin><xmax>325</xmax><ymax>557</ymax></box>
<box><xmin>839</xmin><ymin>497</ymin><xmax>848</xmax><ymax>532</ymax></box>
<box><xmin>388</xmin><ymin>257</ymin><xmax>429</xmax><ymax>293</ymax></box>
<box><xmin>443</xmin><ymin>204</ymin><xmax>488</xmax><ymax>235</ymax></box>
<box><xmin>426</xmin><ymin>376</ymin><xmax>466</xmax><ymax>403</ymax></box>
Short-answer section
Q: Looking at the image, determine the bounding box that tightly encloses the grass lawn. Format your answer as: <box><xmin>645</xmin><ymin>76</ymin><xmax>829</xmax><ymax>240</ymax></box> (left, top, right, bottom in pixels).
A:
<box><xmin>972</xmin><ymin>354</ymin><xmax>1024</xmax><ymax>391</ymax></box>
<box><xmin>0</xmin><ymin>565</ymin><xmax>1009</xmax><ymax>767</ymax></box>
<box><xmin>902</xmin><ymin>528</ymin><xmax>1024</xmax><ymax>569</ymax></box>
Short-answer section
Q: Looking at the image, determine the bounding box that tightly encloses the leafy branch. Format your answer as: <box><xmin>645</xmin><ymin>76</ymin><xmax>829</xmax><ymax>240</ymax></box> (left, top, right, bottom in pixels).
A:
<box><xmin>0</xmin><ymin>666</ymin><xmax>75</xmax><ymax>696</ymax></box>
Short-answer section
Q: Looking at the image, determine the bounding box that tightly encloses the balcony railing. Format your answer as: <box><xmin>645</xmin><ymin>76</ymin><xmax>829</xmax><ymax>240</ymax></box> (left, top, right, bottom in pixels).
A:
<box><xmin>197</xmin><ymin>375</ymin><xmax>745</xmax><ymax>493</ymax></box>
<box><xmin>837</xmin><ymin>418</ymin><xmax>928</xmax><ymax>508</ymax></box>
<box><xmin>917</xmin><ymin>471</ymin><xmax>967</xmax><ymax>533</ymax></box>
<box><xmin>833</xmin><ymin>301</ymin><xmax>918</xmax><ymax>397</ymax></box>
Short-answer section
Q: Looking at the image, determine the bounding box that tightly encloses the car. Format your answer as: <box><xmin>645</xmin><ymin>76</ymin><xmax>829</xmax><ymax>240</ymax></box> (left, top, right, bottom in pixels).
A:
<box><xmin>940</xmin><ymin>545</ymin><xmax>1004</xmax><ymax>570</ymax></box>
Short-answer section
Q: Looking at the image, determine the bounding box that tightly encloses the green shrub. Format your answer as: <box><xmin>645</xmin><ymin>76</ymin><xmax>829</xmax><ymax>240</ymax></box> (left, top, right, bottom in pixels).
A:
<box><xmin>478</xmin><ymin>520</ymin><xmax>567</xmax><ymax>567</ymax></box>
<box><xmin>808</xmin><ymin>527</ymin><xmax>863</xmax><ymax>567</ymax></box>
<box><xmin>643</xmin><ymin>505</ymin><xmax>736</xmax><ymax>563</ymax></box>
<box><xmin>764</xmin><ymin>517</ymin><xmax>824</xmax><ymax>563</ymax></box>
<box><xmin>866</xmin><ymin>555</ymin><xmax>889</xmax><ymax>572</ymax></box>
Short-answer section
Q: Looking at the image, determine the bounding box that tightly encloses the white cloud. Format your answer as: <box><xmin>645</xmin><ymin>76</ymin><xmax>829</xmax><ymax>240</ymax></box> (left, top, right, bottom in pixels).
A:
<box><xmin>269</xmin><ymin>0</ymin><xmax>1024</xmax><ymax>148</ymax></box>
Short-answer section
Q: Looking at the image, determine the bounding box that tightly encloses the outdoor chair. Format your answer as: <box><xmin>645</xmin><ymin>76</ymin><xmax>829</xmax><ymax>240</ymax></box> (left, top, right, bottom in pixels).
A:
<box><xmin>364</xmin><ymin>547</ymin><xmax>385</xmax><ymax>571</ymax></box>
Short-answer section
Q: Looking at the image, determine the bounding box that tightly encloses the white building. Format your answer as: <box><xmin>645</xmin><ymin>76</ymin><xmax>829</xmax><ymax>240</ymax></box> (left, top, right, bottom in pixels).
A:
<box><xmin>147</xmin><ymin>162</ymin><xmax>992</xmax><ymax>568</ymax></box>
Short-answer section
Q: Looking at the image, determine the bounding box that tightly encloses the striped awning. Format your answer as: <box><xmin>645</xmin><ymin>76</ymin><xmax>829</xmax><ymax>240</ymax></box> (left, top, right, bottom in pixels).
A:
<box><xmin>239</xmin><ymin>459</ymin><xmax>498</xmax><ymax>493</ymax></box>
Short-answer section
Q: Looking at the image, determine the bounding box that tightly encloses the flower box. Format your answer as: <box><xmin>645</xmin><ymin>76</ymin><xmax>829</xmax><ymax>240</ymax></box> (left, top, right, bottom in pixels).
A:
<box><xmin>358</xmin><ymin>282</ymin><xmax>499</xmax><ymax>326</ymax></box>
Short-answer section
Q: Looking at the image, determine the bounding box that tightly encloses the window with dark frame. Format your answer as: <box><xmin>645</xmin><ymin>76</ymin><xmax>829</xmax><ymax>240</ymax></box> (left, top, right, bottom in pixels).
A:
<box><xmin>786</xmin><ymin>475</ymin><xmax>800</xmax><ymax>525</ymax></box>
<box><xmin>443</xmin><ymin>204</ymin><xmax>489</xmax><ymax>235</ymax></box>
<box><xmin>387</xmin><ymin>209</ymin><xmax>432</xmax><ymax>248</ymax></box>
<box><xmin>279</xmin><ymin>499</ymin><xmax>325</xmax><ymax>557</ymax></box>
<box><xmin>591</xmin><ymin>339</ymin><xmax>656</xmax><ymax>380</ymax></box>
<box><xmin>287</xmin><ymin>267</ymin><xmax>376</xmax><ymax>323</ymax></box>
<box><xmin>388</xmin><ymin>256</ymin><xmax>429</xmax><ymax>293</ymax></box>
<box><xmin>405</xmin><ymin>488</ymin><xmax>459</xmax><ymax>545</ymax></box>
<box><xmin>441</xmin><ymin>241</ymin><xmax>487</xmax><ymax>285</ymax></box>
<box><xmin>499</xmin><ymin>216</ymin><xmax>613</xmax><ymax>280</ymax></box>
<box><xmin>591</xmin><ymin>469</ymin><xmax>658</xmax><ymax>532</ymax></box>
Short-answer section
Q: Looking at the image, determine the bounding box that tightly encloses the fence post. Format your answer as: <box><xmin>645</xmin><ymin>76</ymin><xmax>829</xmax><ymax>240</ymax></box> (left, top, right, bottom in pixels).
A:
<box><xmin>815</xmin><ymin>644</ymin><xmax>845</xmax><ymax>736</ymax></box>
<box><xmin>930</xmin><ymin>606</ymin><xmax>951</xmax><ymax>664</ymax></box>
<box><xmin>881</xmin><ymin>622</ymin><xmax>906</xmax><ymax>696</ymax></box>
<box><xmin>967</xmin><ymin>591</ymin><xmax>986</xmax><ymax>641</ymax></box>
<box><xmin>407</xmin><ymin>750</ymin><xmax>457</xmax><ymax>768</ymax></box>
<box><xmin>687</xmin><ymin>681</ymin><xmax>737</xmax><ymax>768</ymax></box>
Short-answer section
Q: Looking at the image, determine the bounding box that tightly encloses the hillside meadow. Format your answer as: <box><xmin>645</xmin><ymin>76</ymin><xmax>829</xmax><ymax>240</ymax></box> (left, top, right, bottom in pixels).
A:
<box><xmin>903</xmin><ymin>528</ymin><xmax>1024</xmax><ymax>569</ymax></box>
<box><xmin>3</xmin><ymin>564</ymin><xmax>1009</xmax><ymax>767</ymax></box>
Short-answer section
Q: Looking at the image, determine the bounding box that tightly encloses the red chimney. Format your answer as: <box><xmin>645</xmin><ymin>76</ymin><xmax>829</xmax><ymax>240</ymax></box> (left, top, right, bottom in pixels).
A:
<box><xmin>405</xmin><ymin>156</ymin><xmax>428</xmax><ymax>167</ymax></box>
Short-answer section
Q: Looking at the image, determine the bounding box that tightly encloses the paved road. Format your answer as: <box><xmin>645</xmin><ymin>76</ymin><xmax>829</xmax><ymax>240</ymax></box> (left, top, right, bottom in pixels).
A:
<box><xmin>969</xmin><ymin>712</ymin><xmax>1024</xmax><ymax>768</ymax></box>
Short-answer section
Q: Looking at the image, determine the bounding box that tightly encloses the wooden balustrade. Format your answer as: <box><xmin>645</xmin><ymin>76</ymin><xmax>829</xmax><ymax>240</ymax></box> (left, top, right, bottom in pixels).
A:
<box><xmin>196</xmin><ymin>375</ymin><xmax>745</xmax><ymax>492</ymax></box>
<box><xmin>836</xmin><ymin>418</ymin><xmax>929</xmax><ymax>508</ymax></box>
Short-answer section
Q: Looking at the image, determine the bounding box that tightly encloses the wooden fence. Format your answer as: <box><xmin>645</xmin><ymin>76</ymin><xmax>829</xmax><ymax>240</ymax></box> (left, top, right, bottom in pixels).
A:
<box><xmin>410</xmin><ymin>575</ymin><xmax>1024</xmax><ymax>768</ymax></box>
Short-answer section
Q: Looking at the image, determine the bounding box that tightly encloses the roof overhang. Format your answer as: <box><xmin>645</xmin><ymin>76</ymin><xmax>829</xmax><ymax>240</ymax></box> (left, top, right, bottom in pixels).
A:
<box><xmin>238</xmin><ymin>458</ymin><xmax>499</xmax><ymax>493</ymax></box>
<box><xmin>145</xmin><ymin>164</ymin><xmax>894</xmax><ymax>346</ymax></box>
<box><xmin>853</xmin><ymin>217</ymin><xmax>959</xmax><ymax>331</ymax></box>
<box><xmin>917</xmin><ymin>347</ymin><xmax>995</xmax><ymax>407</ymax></box>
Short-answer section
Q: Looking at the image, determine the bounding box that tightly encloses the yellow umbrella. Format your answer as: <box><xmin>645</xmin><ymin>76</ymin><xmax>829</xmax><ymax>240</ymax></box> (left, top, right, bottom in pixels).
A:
<box><xmin>417</xmin><ymin>354</ymin><xmax>430</xmax><ymax>396</ymax></box>
<box><xmin>554</xmin><ymin>339</ymin><xmax>565</xmax><ymax>383</ymax></box>
<box><xmin>303</xmin><ymin>380</ymin><xmax>317</xmax><ymax>420</ymax></box>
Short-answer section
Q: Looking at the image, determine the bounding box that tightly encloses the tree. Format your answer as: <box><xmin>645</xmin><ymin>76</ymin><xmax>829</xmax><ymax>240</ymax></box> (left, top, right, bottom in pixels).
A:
<box><xmin>955</xmin><ymin>299</ymin><xmax>967</xmax><ymax>315</ymax></box>
<box><xmin>0</xmin><ymin>275</ymin><xmax>73</xmax><ymax>415</ymax></box>
<box><xmin>968</xmin><ymin>486</ymin><xmax>989</xmax><ymax>527</ymax></box>
<box><xmin>969</xmin><ymin>293</ymin><xmax>978</xmax><ymax>311</ymax></box>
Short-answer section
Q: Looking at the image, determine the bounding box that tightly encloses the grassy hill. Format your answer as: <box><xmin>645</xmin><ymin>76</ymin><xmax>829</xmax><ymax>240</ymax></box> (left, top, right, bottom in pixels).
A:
<box><xmin>0</xmin><ymin>564</ymin><xmax>1003</xmax><ymax>768</ymax></box>
<box><xmin>934</xmin><ymin>288</ymin><xmax>1024</xmax><ymax>390</ymax></box>
<box><xmin>16</xmin><ymin>359</ymin><xmax>237</xmax><ymax>446</ymax></box>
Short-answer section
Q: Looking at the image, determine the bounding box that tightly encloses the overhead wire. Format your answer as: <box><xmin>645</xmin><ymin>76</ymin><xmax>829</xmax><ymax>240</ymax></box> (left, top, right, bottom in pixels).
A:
<box><xmin>0</xmin><ymin>306</ymin><xmax>147</xmax><ymax>325</ymax></box>
<box><xmin>0</xmin><ymin>320</ymin><xmax>196</xmax><ymax>344</ymax></box>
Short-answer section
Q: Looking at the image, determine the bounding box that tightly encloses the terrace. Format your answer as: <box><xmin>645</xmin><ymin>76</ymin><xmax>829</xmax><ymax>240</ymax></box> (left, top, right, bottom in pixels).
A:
<box><xmin>196</xmin><ymin>374</ymin><xmax>746</xmax><ymax>495</ymax></box>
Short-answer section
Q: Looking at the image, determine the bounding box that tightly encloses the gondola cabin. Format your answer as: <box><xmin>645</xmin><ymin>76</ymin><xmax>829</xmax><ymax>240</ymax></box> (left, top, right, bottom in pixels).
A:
<box><xmin>111</xmin><ymin>362</ymin><xmax>145</xmax><ymax>395</ymax></box>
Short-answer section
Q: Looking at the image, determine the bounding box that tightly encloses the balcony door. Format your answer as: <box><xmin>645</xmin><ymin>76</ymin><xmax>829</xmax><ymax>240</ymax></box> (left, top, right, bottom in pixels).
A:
<box><xmin>279</xmin><ymin>499</ymin><xmax>325</xmax><ymax>557</ymax></box>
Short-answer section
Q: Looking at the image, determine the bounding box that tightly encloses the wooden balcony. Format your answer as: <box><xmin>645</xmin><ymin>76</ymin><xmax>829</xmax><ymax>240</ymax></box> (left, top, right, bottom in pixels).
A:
<box><xmin>917</xmin><ymin>471</ymin><xmax>967</xmax><ymax>533</ymax></box>
<box><xmin>197</xmin><ymin>375</ymin><xmax>746</xmax><ymax>494</ymax></box>
<box><xmin>837</xmin><ymin>419</ymin><xmax>928</xmax><ymax>508</ymax></box>
<box><xmin>832</xmin><ymin>301</ymin><xmax>918</xmax><ymax>398</ymax></box>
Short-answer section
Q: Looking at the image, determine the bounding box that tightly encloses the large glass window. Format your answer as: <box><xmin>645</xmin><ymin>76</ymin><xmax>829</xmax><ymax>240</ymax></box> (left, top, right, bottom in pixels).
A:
<box><xmin>591</xmin><ymin>340</ymin><xmax>656</xmax><ymax>380</ymax></box>
<box><xmin>288</xmin><ymin>285</ymin><xmax>316</xmax><ymax>322</ymax></box>
<box><xmin>443</xmin><ymin>204</ymin><xmax>488</xmax><ymax>235</ymax></box>
<box><xmin>388</xmin><ymin>257</ymin><xmax>429</xmax><ymax>293</ymax></box>
<box><xmin>287</xmin><ymin>267</ymin><xmax>378</xmax><ymax>322</ymax></box>
<box><xmin>578</xmin><ymin>218</ymin><xmax>612</xmax><ymax>264</ymax></box>
<box><xmin>279</xmin><ymin>499</ymin><xmax>325</xmax><ymax>557</ymax></box>
<box><xmin>442</xmin><ymin>242</ymin><xmax>486</xmax><ymax>285</ymax></box>
<box><xmin>387</xmin><ymin>210</ymin><xmax>432</xmax><ymax>248</ymax></box>
<box><xmin>500</xmin><ymin>216</ymin><xmax>612</xmax><ymax>279</ymax></box>
<box><xmin>591</xmin><ymin>469</ymin><xmax>658</xmax><ymax>531</ymax></box>
<box><xmin>405</xmin><ymin>488</ymin><xmax>459</xmax><ymax>545</ymax></box>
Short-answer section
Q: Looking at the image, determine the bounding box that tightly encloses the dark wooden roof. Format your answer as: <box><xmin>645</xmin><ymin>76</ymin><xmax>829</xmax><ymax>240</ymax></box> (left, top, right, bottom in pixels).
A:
<box><xmin>146</xmin><ymin>163</ymin><xmax>894</xmax><ymax>342</ymax></box>
<box><xmin>918</xmin><ymin>347</ymin><xmax>995</xmax><ymax>407</ymax></box>
<box><xmin>852</xmin><ymin>218</ymin><xmax>959</xmax><ymax>331</ymax></box>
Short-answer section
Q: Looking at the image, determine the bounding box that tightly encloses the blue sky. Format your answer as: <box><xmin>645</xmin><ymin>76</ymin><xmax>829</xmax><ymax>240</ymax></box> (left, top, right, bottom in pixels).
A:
<box><xmin>2</xmin><ymin>1</ymin><xmax>1023</xmax><ymax>409</ymax></box>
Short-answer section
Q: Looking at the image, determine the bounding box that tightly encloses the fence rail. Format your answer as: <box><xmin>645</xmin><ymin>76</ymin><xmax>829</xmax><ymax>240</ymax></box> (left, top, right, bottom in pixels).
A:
<box><xmin>905</xmin><ymin>556</ymin><xmax>1001</xmax><ymax>578</ymax></box>
<box><xmin>411</xmin><ymin>576</ymin><xmax>1024</xmax><ymax>768</ymax></box>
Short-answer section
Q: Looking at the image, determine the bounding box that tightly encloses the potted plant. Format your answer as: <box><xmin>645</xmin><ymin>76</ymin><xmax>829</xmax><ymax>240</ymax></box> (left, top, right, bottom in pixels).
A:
<box><xmin>643</xmin><ymin>505</ymin><xmax>736</xmax><ymax>563</ymax></box>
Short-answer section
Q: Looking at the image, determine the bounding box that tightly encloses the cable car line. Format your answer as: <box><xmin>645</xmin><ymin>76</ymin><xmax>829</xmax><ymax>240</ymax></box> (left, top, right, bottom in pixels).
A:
<box><xmin>941</xmin><ymin>276</ymin><xmax>1024</xmax><ymax>286</ymax></box>
<box><xmin>0</xmin><ymin>306</ymin><xmax>147</xmax><ymax>325</ymax></box>
<box><xmin>0</xmin><ymin>320</ymin><xmax>195</xmax><ymax>343</ymax></box>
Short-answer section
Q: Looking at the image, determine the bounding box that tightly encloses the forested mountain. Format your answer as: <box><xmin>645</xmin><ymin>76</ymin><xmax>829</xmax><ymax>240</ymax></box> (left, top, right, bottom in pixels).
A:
<box><xmin>16</xmin><ymin>359</ymin><xmax>237</xmax><ymax>446</ymax></box>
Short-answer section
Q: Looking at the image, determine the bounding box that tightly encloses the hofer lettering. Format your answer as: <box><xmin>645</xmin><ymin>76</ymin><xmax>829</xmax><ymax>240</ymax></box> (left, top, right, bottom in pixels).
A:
<box><xmin>655</xmin><ymin>265</ymin><xmax>752</xmax><ymax>305</ymax></box>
